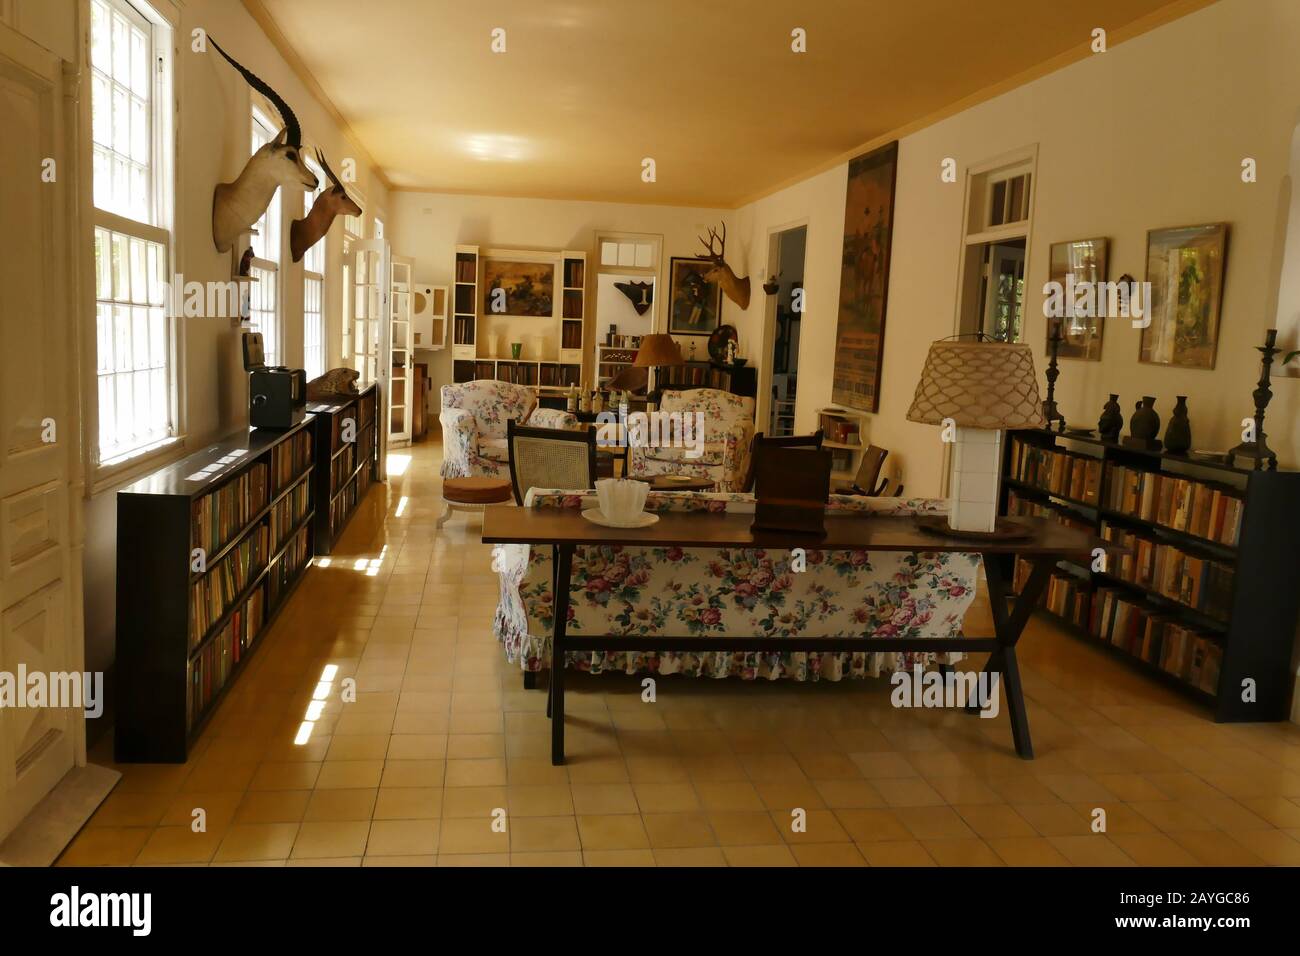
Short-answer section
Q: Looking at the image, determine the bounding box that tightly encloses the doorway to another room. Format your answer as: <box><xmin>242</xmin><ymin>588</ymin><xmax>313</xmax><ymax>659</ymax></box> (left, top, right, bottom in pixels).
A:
<box><xmin>762</xmin><ymin>224</ymin><xmax>807</xmax><ymax>436</ymax></box>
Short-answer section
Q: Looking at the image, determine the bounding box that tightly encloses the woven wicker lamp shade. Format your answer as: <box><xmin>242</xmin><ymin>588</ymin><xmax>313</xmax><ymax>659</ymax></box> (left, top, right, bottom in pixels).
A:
<box><xmin>634</xmin><ymin>334</ymin><xmax>684</xmax><ymax>368</ymax></box>
<box><xmin>906</xmin><ymin>340</ymin><xmax>1045</xmax><ymax>430</ymax></box>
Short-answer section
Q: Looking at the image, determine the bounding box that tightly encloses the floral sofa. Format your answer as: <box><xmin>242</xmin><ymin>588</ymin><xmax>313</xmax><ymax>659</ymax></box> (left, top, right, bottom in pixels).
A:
<box><xmin>492</xmin><ymin>489</ymin><xmax>981</xmax><ymax>682</ymax></box>
<box><xmin>627</xmin><ymin>388</ymin><xmax>755</xmax><ymax>492</ymax></box>
<box><xmin>440</xmin><ymin>380</ymin><xmax>578</xmax><ymax>479</ymax></box>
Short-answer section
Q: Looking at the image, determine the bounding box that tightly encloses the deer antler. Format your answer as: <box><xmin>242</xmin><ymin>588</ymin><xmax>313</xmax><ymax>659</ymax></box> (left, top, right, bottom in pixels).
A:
<box><xmin>698</xmin><ymin>223</ymin><xmax>726</xmax><ymax>262</ymax></box>
<box><xmin>209</xmin><ymin>37</ymin><xmax>302</xmax><ymax>147</ymax></box>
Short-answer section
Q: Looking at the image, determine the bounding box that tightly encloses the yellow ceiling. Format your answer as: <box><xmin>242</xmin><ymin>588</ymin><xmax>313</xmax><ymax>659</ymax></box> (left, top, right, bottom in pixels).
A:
<box><xmin>249</xmin><ymin>0</ymin><xmax>1208</xmax><ymax>207</ymax></box>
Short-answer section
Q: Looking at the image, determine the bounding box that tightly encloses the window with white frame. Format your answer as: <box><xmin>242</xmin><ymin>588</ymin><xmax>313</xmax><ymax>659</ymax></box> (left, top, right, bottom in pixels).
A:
<box><xmin>90</xmin><ymin>0</ymin><xmax>176</xmax><ymax>468</ymax></box>
<box><xmin>248</xmin><ymin>106</ymin><xmax>282</xmax><ymax>365</ymax></box>
<box><xmin>302</xmin><ymin>156</ymin><xmax>326</xmax><ymax>379</ymax></box>
<box><xmin>341</xmin><ymin>206</ymin><xmax>362</xmax><ymax>367</ymax></box>
<box><xmin>955</xmin><ymin>153</ymin><xmax>1036</xmax><ymax>343</ymax></box>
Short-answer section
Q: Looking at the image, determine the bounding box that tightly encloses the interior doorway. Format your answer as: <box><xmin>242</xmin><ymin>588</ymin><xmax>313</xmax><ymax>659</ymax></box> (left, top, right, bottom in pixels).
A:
<box><xmin>761</xmin><ymin>224</ymin><xmax>807</xmax><ymax>436</ymax></box>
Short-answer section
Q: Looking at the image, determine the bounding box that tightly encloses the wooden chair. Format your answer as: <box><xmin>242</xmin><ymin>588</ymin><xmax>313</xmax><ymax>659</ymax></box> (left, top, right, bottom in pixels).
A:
<box><xmin>507</xmin><ymin>419</ymin><xmax>598</xmax><ymax>505</ymax></box>
<box><xmin>837</xmin><ymin>444</ymin><xmax>891</xmax><ymax>496</ymax></box>
<box><xmin>740</xmin><ymin>429</ymin><xmax>824</xmax><ymax>493</ymax></box>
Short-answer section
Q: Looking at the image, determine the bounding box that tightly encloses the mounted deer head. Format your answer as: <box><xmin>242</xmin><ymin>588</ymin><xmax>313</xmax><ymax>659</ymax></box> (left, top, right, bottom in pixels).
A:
<box><xmin>290</xmin><ymin>149</ymin><xmax>362</xmax><ymax>262</ymax></box>
<box><xmin>209</xmin><ymin>38</ymin><xmax>318</xmax><ymax>253</ymax></box>
<box><xmin>698</xmin><ymin>222</ymin><xmax>750</xmax><ymax>310</ymax></box>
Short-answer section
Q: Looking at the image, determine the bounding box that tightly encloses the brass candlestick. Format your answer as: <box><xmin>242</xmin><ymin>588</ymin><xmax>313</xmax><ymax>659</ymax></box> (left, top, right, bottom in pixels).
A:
<box><xmin>1227</xmin><ymin>328</ymin><xmax>1280</xmax><ymax>471</ymax></box>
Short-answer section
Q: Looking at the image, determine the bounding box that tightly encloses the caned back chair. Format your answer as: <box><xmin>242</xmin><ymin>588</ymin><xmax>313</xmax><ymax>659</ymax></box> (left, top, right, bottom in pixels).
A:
<box><xmin>740</xmin><ymin>429</ymin><xmax>825</xmax><ymax>493</ymax></box>
<box><xmin>507</xmin><ymin>419</ymin><xmax>598</xmax><ymax>505</ymax></box>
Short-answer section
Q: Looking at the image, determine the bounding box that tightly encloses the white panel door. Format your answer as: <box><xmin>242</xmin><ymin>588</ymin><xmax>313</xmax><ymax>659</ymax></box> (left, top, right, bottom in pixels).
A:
<box><xmin>0</xmin><ymin>20</ymin><xmax>83</xmax><ymax>841</ymax></box>
<box><xmin>351</xmin><ymin>238</ymin><xmax>391</xmax><ymax>478</ymax></box>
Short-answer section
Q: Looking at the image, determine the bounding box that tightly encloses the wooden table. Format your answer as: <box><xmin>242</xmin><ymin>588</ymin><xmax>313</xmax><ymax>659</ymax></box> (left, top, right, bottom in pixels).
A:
<box><xmin>642</xmin><ymin>475</ymin><xmax>714</xmax><ymax>492</ymax></box>
<box><xmin>482</xmin><ymin>508</ymin><xmax>1108</xmax><ymax>765</ymax></box>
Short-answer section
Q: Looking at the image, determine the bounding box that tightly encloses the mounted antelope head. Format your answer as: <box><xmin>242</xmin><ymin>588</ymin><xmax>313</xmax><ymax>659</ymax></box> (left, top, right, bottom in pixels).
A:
<box><xmin>290</xmin><ymin>149</ymin><xmax>362</xmax><ymax>263</ymax></box>
<box><xmin>210</xmin><ymin>38</ymin><xmax>318</xmax><ymax>253</ymax></box>
<box><xmin>698</xmin><ymin>222</ymin><xmax>750</xmax><ymax>310</ymax></box>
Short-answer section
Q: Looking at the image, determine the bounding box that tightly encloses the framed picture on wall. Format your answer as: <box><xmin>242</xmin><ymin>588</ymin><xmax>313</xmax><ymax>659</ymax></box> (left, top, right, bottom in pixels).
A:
<box><xmin>1139</xmin><ymin>223</ymin><xmax>1228</xmax><ymax>370</ymax></box>
<box><xmin>667</xmin><ymin>257</ymin><xmax>723</xmax><ymax>334</ymax></box>
<box><xmin>832</xmin><ymin>141</ymin><xmax>899</xmax><ymax>412</ymax></box>
<box><xmin>482</xmin><ymin>259</ymin><xmax>555</xmax><ymax>317</ymax></box>
<box><xmin>1048</xmin><ymin>237</ymin><xmax>1108</xmax><ymax>361</ymax></box>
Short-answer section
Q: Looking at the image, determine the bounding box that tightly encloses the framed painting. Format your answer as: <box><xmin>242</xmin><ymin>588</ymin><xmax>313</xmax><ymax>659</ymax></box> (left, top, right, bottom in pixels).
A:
<box><xmin>1139</xmin><ymin>223</ymin><xmax>1228</xmax><ymax>369</ymax></box>
<box><xmin>1048</xmin><ymin>237</ymin><xmax>1108</xmax><ymax>361</ymax></box>
<box><xmin>482</xmin><ymin>259</ymin><xmax>555</xmax><ymax>317</ymax></box>
<box><xmin>833</xmin><ymin>141</ymin><xmax>898</xmax><ymax>411</ymax></box>
<box><xmin>667</xmin><ymin>257</ymin><xmax>723</xmax><ymax>335</ymax></box>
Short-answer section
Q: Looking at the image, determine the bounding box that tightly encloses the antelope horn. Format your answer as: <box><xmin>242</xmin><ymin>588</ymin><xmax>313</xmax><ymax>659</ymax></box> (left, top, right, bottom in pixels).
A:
<box><xmin>209</xmin><ymin>37</ymin><xmax>302</xmax><ymax>147</ymax></box>
<box><xmin>316</xmin><ymin>148</ymin><xmax>341</xmax><ymax>188</ymax></box>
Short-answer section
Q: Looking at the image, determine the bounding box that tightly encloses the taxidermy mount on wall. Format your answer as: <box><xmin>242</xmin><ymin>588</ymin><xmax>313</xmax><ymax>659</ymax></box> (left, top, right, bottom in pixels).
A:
<box><xmin>698</xmin><ymin>222</ymin><xmax>751</xmax><ymax>310</ymax></box>
<box><xmin>290</xmin><ymin>149</ymin><xmax>362</xmax><ymax>262</ymax></box>
<box><xmin>210</xmin><ymin>38</ymin><xmax>318</xmax><ymax>253</ymax></box>
<box><xmin>613</xmin><ymin>280</ymin><xmax>653</xmax><ymax>315</ymax></box>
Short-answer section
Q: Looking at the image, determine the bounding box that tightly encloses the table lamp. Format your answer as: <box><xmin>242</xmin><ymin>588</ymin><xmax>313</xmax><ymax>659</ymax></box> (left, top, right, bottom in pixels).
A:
<box><xmin>906</xmin><ymin>337</ymin><xmax>1044</xmax><ymax>535</ymax></box>
<box><xmin>635</xmin><ymin>333</ymin><xmax>684</xmax><ymax>405</ymax></box>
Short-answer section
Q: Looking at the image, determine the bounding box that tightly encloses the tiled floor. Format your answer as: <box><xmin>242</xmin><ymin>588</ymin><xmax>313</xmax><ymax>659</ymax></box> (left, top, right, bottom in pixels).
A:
<box><xmin>67</xmin><ymin>439</ymin><xmax>1300</xmax><ymax>867</ymax></box>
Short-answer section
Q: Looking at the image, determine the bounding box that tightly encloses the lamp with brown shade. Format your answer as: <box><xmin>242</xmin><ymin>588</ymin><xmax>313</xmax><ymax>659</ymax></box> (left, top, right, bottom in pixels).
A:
<box><xmin>634</xmin><ymin>333</ymin><xmax>684</xmax><ymax>405</ymax></box>
<box><xmin>906</xmin><ymin>337</ymin><xmax>1045</xmax><ymax>535</ymax></box>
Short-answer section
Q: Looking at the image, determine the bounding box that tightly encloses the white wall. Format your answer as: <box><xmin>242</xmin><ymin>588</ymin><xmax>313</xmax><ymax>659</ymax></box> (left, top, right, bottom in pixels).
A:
<box><xmin>388</xmin><ymin>192</ymin><xmax>730</xmax><ymax>403</ymax></box>
<box><xmin>730</xmin><ymin>0</ymin><xmax>1300</xmax><ymax>496</ymax></box>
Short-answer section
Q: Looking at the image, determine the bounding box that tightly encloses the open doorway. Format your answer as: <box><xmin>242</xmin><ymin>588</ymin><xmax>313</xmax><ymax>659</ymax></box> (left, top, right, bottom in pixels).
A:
<box><xmin>761</xmin><ymin>224</ymin><xmax>807</xmax><ymax>436</ymax></box>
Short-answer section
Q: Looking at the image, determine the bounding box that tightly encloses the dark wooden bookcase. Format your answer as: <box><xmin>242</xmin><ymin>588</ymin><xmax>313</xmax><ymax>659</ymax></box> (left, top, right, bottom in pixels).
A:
<box><xmin>310</xmin><ymin>383</ymin><xmax>380</xmax><ymax>555</ymax></box>
<box><xmin>999</xmin><ymin>427</ymin><xmax>1300</xmax><ymax>721</ymax></box>
<box><xmin>658</xmin><ymin>361</ymin><xmax>757</xmax><ymax>398</ymax></box>
<box><xmin>115</xmin><ymin>418</ymin><xmax>318</xmax><ymax>762</ymax></box>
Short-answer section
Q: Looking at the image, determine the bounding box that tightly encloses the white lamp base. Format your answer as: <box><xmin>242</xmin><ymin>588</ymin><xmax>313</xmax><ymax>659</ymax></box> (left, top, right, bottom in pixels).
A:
<box><xmin>948</xmin><ymin>427</ymin><xmax>1002</xmax><ymax>533</ymax></box>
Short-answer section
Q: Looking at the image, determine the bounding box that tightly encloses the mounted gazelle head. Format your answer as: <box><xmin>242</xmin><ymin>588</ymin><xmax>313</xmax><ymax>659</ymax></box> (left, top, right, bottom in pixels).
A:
<box><xmin>290</xmin><ymin>149</ymin><xmax>363</xmax><ymax>263</ymax></box>
<box><xmin>210</xmin><ymin>38</ymin><xmax>318</xmax><ymax>253</ymax></box>
<box><xmin>698</xmin><ymin>222</ymin><xmax>751</xmax><ymax>310</ymax></box>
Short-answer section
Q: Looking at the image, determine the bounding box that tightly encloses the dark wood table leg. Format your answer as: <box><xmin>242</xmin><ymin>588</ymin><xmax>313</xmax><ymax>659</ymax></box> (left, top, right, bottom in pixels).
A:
<box><xmin>523</xmin><ymin>671</ymin><xmax>537</xmax><ymax>690</ymax></box>
<box><xmin>550</xmin><ymin>544</ymin><xmax>574</xmax><ymax>765</ymax></box>
<box><xmin>546</xmin><ymin>545</ymin><xmax>558</xmax><ymax>718</ymax></box>
<box><xmin>971</xmin><ymin>554</ymin><xmax>1054</xmax><ymax>759</ymax></box>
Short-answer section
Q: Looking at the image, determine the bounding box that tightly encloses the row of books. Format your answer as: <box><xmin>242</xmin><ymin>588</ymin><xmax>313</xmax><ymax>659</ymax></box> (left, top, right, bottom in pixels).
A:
<box><xmin>1006</xmin><ymin>490</ymin><xmax>1093</xmax><ymax>533</ymax></box>
<box><xmin>185</xmin><ymin>586</ymin><xmax>262</xmax><ymax>731</ymax></box>
<box><xmin>190</xmin><ymin>525</ymin><xmax>267</xmax><ymax>647</ymax></box>
<box><xmin>1093</xmin><ymin>588</ymin><xmax>1222</xmax><ymax>695</ymax></box>
<box><xmin>562</xmin><ymin>259</ymin><xmax>584</xmax><ymax>288</ymax></box>
<box><xmin>1100</xmin><ymin>523</ymin><xmax>1234</xmax><ymax>622</ymax></box>
<box><xmin>1008</xmin><ymin>439</ymin><xmax>1103</xmax><ymax>504</ymax></box>
<box><xmin>271</xmin><ymin>430</ymin><xmax>312</xmax><ymax>492</ymax></box>
<box><xmin>1104</xmin><ymin>464</ymin><xmax>1243</xmax><ymax>547</ymax></box>
<box><xmin>267</xmin><ymin>526</ymin><xmax>310</xmax><ymax>608</ymax></box>
<box><xmin>270</xmin><ymin>478</ymin><xmax>310</xmax><ymax>551</ymax></box>
<box><xmin>562</xmin><ymin>289</ymin><xmax>584</xmax><ymax>320</ymax></box>
<box><xmin>190</xmin><ymin>462</ymin><xmax>268</xmax><ymax>554</ymax></box>
<box><xmin>455</xmin><ymin>254</ymin><xmax>477</xmax><ymax>284</ymax></box>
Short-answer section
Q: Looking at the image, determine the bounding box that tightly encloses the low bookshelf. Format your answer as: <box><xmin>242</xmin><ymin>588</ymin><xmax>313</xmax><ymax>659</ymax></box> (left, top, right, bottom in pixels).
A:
<box><xmin>115</xmin><ymin>418</ymin><xmax>317</xmax><ymax>762</ymax></box>
<box><xmin>1000</xmin><ymin>427</ymin><xmax>1300</xmax><ymax>721</ymax></box>
<box><xmin>658</xmin><ymin>361</ymin><xmax>757</xmax><ymax>398</ymax></box>
<box><xmin>310</xmin><ymin>382</ymin><xmax>380</xmax><ymax>555</ymax></box>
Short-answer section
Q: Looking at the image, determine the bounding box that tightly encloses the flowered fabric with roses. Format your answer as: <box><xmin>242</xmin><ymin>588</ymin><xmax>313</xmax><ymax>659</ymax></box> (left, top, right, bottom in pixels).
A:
<box><xmin>439</xmin><ymin>380</ymin><xmax>577</xmax><ymax>478</ymax></box>
<box><xmin>492</xmin><ymin>489</ymin><xmax>981</xmax><ymax>681</ymax></box>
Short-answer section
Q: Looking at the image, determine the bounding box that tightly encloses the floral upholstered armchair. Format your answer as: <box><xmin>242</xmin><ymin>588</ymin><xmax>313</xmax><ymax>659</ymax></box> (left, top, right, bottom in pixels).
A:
<box><xmin>627</xmin><ymin>388</ymin><xmax>755</xmax><ymax>492</ymax></box>
<box><xmin>440</xmin><ymin>380</ymin><xmax>578</xmax><ymax>479</ymax></box>
<box><xmin>492</xmin><ymin>489</ymin><xmax>981</xmax><ymax>682</ymax></box>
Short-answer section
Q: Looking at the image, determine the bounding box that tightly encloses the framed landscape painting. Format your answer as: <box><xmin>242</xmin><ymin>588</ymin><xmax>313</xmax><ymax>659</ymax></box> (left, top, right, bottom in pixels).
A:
<box><xmin>1139</xmin><ymin>223</ymin><xmax>1228</xmax><ymax>369</ymax></box>
<box><xmin>667</xmin><ymin>256</ymin><xmax>723</xmax><ymax>334</ymax></box>
<box><xmin>832</xmin><ymin>141</ymin><xmax>898</xmax><ymax>412</ymax></box>
<box><xmin>1048</xmin><ymin>237</ymin><xmax>1108</xmax><ymax>361</ymax></box>
<box><xmin>482</xmin><ymin>259</ymin><xmax>555</xmax><ymax>317</ymax></box>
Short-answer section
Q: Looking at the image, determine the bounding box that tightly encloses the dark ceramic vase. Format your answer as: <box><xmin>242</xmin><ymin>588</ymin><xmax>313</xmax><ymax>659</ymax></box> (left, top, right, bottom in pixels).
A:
<box><xmin>1098</xmin><ymin>394</ymin><xmax>1122</xmax><ymax>442</ymax></box>
<box><xmin>1130</xmin><ymin>396</ymin><xmax>1160</xmax><ymax>441</ymax></box>
<box><xmin>1164</xmin><ymin>396</ymin><xmax>1191</xmax><ymax>454</ymax></box>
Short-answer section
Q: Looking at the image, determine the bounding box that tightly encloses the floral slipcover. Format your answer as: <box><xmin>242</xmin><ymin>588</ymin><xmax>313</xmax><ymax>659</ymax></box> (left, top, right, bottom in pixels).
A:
<box><xmin>440</xmin><ymin>380</ymin><xmax>578</xmax><ymax>479</ymax></box>
<box><xmin>492</xmin><ymin>489</ymin><xmax>982</xmax><ymax>682</ymax></box>
<box><xmin>627</xmin><ymin>388</ymin><xmax>755</xmax><ymax>492</ymax></box>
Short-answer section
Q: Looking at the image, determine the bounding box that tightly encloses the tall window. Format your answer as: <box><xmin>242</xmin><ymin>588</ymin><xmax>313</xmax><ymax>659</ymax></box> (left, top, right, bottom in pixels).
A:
<box><xmin>302</xmin><ymin>156</ymin><xmax>326</xmax><ymax>379</ymax></box>
<box><xmin>341</xmin><ymin>201</ymin><xmax>363</xmax><ymax>368</ymax></box>
<box><xmin>249</xmin><ymin>106</ymin><xmax>282</xmax><ymax>365</ymax></box>
<box><xmin>90</xmin><ymin>0</ymin><xmax>175</xmax><ymax>468</ymax></box>
<box><xmin>956</xmin><ymin>154</ymin><xmax>1035</xmax><ymax>343</ymax></box>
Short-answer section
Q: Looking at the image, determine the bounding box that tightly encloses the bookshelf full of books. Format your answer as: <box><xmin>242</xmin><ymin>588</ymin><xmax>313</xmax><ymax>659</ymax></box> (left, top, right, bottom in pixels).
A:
<box><xmin>310</xmin><ymin>383</ymin><xmax>381</xmax><ymax>555</ymax></box>
<box><xmin>1001</xmin><ymin>428</ymin><xmax>1300</xmax><ymax>721</ymax></box>
<box><xmin>116</xmin><ymin>417</ymin><xmax>318</xmax><ymax>762</ymax></box>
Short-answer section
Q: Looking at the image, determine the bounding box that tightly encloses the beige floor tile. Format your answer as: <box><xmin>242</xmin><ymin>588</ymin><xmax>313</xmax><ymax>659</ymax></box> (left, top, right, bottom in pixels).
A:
<box><xmin>291</xmin><ymin>821</ymin><xmax>370</xmax><ymax>859</ymax></box>
<box><xmin>315</xmin><ymin>760</ymin><xmax>385</xmax><ymax>790</ymax></box>
<box><xmin>444</xmin><ymin>758</ymin><xmax>507</xmax><ymax>787</ymax></box>
<box><xmin>652</xmin><ymin>847</ymin><xmax>727</xmax><ymax>867</ymax></box>
<box><xmin>633</xmin><ymin>782</ymin><xmax>700</xmax><ymax>813</ymax></box>
<box><xmin>1224</xmin><ymin>829</ymin><xmax>1300</xmax><ymax>866</ymax></box>
<box><xmin>57</xmin><ymin>827</ymin><xmax>151</xmax><ymax>866</ymax></box>
<box><xmin>1107</xmin><ymin>832</ymin><xmax>1200</xmax><ymax>866</ymax></box>
<box><xmin>510</xmin><ymin>815</ymin><xmax>581</xmax><ymax>852</ymax></box>
<box><xmin>382</xmin><ymin>759</ymin><xmax>447</xmax><ymax>788</ymax></box>
<box><xmin>923</xmin><ymin>838</ymin><xmax>1004</xmax><ymax>866</ymax></box>
<box><xmin>441</xmin><ymin>785</ymin><xmax>508</xmax><ymax>818</ymax></box>
<box><xmin>895</xmin><ymin>805</ymin><xmax>977</xmax><ymax>840</ymax></box>
<box><xmin>507</xmin><ymin>785</ymin><xmax>574</xmax><ymax>817</ymax></box>
<box><xmin>707</xmin><ymin>810</ymin><xmax>782</xmax><ymax>846</ymax></box>
<box><xmin>774</xmin><ymin>809</ymin><xmax>850</xmax><ymax>844</ymax></box>
<box><xmin>1047</xmin><ymin>835</ymin><xmax>1136</xmax><ymax>866</ymax></box>
<box><xmin>367</xmin><ymin>819</ymin><xmax>440</xmax><ymax>855</ymax></box>
<box><xmin>136</xmin><ymin>826</ymin><xmax>225</xmax><ymax>865</ymax></box>
<box><xmin>1014</xmin><ymin>802</ymin><xmax>1090</xmax><ymax>837</ymax></box>
<box><xmin>857</xmin><ymin>840</ymin><xmax>935</xmax><ymax>866</ymax></box>
<box><xmin>304</xmin><ymin>788</ymin><xmax>379</xmax><ymax>822</ymax></box>
<box><xmin>582</xmin><ymin>849</ymin><xmax>656</xmax><ymax>867</ymax></box>
<box><xmin>987</xmin><ymin>836</ymin><xmax>1071</xmax><ymax>866</ymax></box>
<box><xmin>576</xmin><ymin>814</ymin><xmax>650</xmax><ymax>850</ymax></box>
<box><xmin>791</xmin><ymin>843</ymin><xmax>867</xmax><ymax>866</ymax></box>
<box><xmin>642</xmin><ymin>812</ymin><xmax>716</xmax><ymax>849</ymax></box>
<box><xmin>214</xmin><ymin>823</ymin><xmax>299</xmax><ymax>862</ymax></box>
<box><xmin>873</xmin><ymin>777</ymin><xmax>946</xmax><ymax>808</ymax></box>
<box><xmin>235</xmin><ymin>790</ymin><xmax>312</xmax><ymax>824</ymax></box>
<box><xmin>833</xmin><ymin>808</ymin><xmax>912</xmax><ymax>843</ymax></box>
<box><xmin>722</xmin><ymin>844</ymin><xmax>797</xmax><ymax>867</ymax></box>
<box><xmin>437</xmin><ymin>817</ymin><xmax>511</xmax><ymax>854</ymax></box>
<box><xmin>571</xmin><ymin>783</ymin><xmax>639</xmax><ymax>815</ymax></box>
<box><xmin>248</xmin><ymin>761</ymin><xmax>322</xmax><ymax>791</ymax></box>
<box><xmin>953</xmin><ymin>804</ymin><xmax>1037</xmax><ymax>840</ymax></box>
